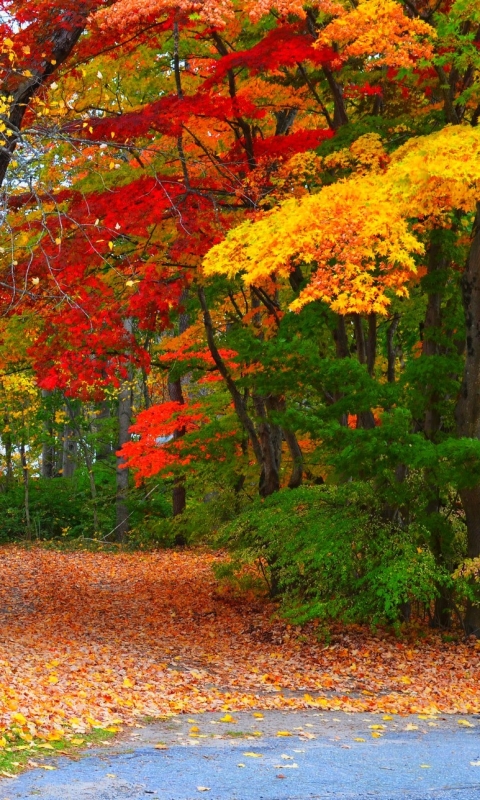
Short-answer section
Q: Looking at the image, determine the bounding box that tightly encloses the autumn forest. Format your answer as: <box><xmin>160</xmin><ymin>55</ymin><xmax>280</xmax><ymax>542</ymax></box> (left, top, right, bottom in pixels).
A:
<box><xmin>0</xmin><ymin>0</ymin><xmax>480</xmax><ymax>754</ymax></box>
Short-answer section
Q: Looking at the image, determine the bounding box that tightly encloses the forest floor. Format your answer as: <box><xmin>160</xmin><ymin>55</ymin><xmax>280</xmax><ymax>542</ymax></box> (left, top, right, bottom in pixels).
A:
<box><xmin>1</xmin><ymin>544</ymin><xmax>480</xmax><ymax>746</ymax></box>
<box><xmin>2</xmin><ymin>546</ymin><xmax>480</xmax><ymax>796</ymax></box>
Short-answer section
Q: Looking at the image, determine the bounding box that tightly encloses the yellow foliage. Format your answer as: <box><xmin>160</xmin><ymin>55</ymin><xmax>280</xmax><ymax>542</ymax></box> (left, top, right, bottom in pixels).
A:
<box><xmin>387</xmin><ymin>125</ymin><xmax>480</xmax><ymax>221</ymax></box>
<box><xmin>317</xmin><ymin>0</ymin><xmax>435</xmax><ymax>69</ymax></box>
<box><xmin>203</xmin><ymin>126</ymin><xmax>480</xmax><ymax>316</ymax></box>
<box><xmin>203</xmin><ymin>175</ymin><xmax>422</xmax><ymax>315</ymax></box>
<box><xmin>323</xmin><ymin>133</ymin><xmax>389</xmax><ymax>175</ymax></box>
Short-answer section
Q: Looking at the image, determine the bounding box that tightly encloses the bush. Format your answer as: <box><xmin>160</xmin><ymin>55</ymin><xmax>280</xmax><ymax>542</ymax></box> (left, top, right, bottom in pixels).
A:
<box><xmin>217</xmin><ymin>484</ymin><xmax>444</xmax><ymax>626</ymax></box>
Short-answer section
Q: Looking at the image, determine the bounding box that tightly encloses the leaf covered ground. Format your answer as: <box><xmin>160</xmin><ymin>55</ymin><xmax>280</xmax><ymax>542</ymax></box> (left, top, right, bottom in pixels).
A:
<box><xmin>1</xmin><ymin>547</ymin><xmax>480</xmax><ymax>745</ymax></box>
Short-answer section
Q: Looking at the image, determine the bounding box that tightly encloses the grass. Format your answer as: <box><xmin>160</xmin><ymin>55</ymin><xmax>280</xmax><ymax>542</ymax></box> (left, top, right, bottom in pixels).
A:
<box><xmin>0</xmin><ymin>728</ymin><xmax>116</xmax><ymax>778</ymax></box>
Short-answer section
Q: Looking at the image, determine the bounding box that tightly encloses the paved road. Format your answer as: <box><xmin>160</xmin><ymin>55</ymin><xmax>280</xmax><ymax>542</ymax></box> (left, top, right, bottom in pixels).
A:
<box><xmin>1</xmin><ymin>711</ymin><xmax>480</xmax><ymax>799</ymax></box>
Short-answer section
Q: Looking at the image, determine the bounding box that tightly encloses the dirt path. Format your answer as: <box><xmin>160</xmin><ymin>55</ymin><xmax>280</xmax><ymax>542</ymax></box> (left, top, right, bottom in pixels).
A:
<box><xmin>1</xmin><ymin>546</ymin><xmax>480</xmax><ymax>744</ymax></box>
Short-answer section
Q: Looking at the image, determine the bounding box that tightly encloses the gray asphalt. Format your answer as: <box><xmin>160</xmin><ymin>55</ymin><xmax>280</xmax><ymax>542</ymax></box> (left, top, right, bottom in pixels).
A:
<box><xmin>1</xmin><ymin>710</ymin><xmax>480</xmax><ymax>799</ymax></box>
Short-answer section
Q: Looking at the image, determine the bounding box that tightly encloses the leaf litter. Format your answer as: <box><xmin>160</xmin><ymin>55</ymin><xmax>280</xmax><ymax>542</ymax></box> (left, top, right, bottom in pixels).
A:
<box><xmin>1</xmin><ymin>546</ymin><xmax>480</xmax><ymax>743</ymax></box>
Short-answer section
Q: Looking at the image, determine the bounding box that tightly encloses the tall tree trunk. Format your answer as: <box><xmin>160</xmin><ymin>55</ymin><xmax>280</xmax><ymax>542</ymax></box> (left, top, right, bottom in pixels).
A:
<box><xmin>62</xmin><ymin>421</ymin><xmax>77</xmax><ymax>479</ymax></box>
<box><xmin>41</xmin><ymin>390</ymin><xmax>55</xmax><ymax>478</ymax></box>
<box><xmin>20</xmin><ymin>439</ymin><xmax>31</xmax><ymax>540</ymax></box>
<box><xmin>455</xmin><ymin>204</ymin><xmax>480</xmax><ymax>634</ymax></box>
<box><xmin>199</xmin><ymin>287</ymin><xmax>269</xmax><ymax>487</ymax></box>
<box><xmin>353</xmin><ymin>314</ymin><xmax>376</xmax><ymax>429</ymax></box>
<box><xmin>284</xmin><ymin>429</ymin><xmax>304</xmax><ymax>489</ymax></box>
<box><xmin>422</xmin><ymin>237</ymin><xmax>450</xmax><ymax>627</ymax></box>
<box><xmin>2</xmin><ymin>415</ymin><xmax>13</xmax><ymax>490</ymax></box>
<box><xmin>253</xmin><ymin>395</ymin><xmax>282</xmax><ymax>496</ymax></box>
<box><xmin>167</xmin><ymin>296</ymin><xmax>189</xmax><ymax>518</ymax></box>
<box><xmin>115</xmin><ymin>320</ymin><xmax>133</xmax><ymax>543</ymax></box>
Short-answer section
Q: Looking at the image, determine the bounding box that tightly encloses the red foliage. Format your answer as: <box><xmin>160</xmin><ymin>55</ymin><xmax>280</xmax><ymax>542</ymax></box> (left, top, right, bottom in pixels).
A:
<box><xmin>119</xmin><ymin>401</ymin><xmax>208</xmax><ymax>482</ymax></box>
<box><xmin>205</xmin><ymin>24</ymin><xmax>335</xmax><ymax>84</ymax></box>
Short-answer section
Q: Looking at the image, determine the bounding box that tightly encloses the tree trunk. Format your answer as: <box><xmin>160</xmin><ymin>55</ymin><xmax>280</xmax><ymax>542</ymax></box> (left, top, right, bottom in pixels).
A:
<box><xmin>20</xmin><ymin>440</ymin><xmax>31</xmax><ymax>540</ymax></box>
<box><xmin>62</xmin><ymin>421</ymin><xmax>77</xmax><ymax>479</ymax></box>
<box><xmin>455</xmin><ymin>204</ymin><xmax>480</xmax><ymax>634</ymax></box>
<box><xmin>421</xmin><ymin>236</ymin><xmax>451</xmax><ymax>627</ymax></box>
<box><xmin>254</xmin><ymin>395</ymin><xmax>282</xmax><ymax>497</ymax></box>
<box><xmin>353</xmin><ymin>314</ymin><xmax>376</xmax><ymax>429</ymax></box>
<box><xmin>2</xmin><ymin>415</ymin><xmax>13</xmax><ymax>490</ymax></box>
<box><xmin>168</xmin><ymin>296</ymin><xmax>189</xmax><ymax>518</ymax></box>
<box><xmin>41</xmin><ymin>390</ymin><xmax>55</xmax><ymax>479</ymax></box>
<box><xmin>283</xmin><ymin>429</ymin><xmax>304</xmax><ymax>489</ymax></box>
<box><xmin>115</xmin><ymin>320</ymin><xmax>133</xmax><ymax>543</ymax></box>
<box><xmin>115</xmin><ymin>380</ymin><xmax>132</xmax><ymax>543</ymax></box>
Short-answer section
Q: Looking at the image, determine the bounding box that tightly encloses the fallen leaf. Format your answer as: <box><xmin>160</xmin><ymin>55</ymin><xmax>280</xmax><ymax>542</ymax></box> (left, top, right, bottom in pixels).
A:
<box><xmin>243</xmin><ymin>752</ymin><xmax>262</xmax><ymax>757</ymax></box>
<box><xmin>276</xmin><ymin>731</ymin><xmax>292</xmax><ymax>737</ymax></box>
<box><xmin>458</xmin><ymin>719</ymin><xmax>475</xmax><ymax>727</ymax></box>
<box><xmin>197</xmin><ymin>787</ymin><xmax>210</xmax><ymax>792</ymax></box>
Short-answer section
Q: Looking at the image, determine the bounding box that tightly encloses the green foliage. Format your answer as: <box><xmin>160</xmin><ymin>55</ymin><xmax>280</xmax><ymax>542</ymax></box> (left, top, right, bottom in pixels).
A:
<box><xmin>0</xmin><ymin>478</ymin><xmax>93</xmax><ymax>542</ymax></box>
<box><xmin>217</xmin><ymin>485</ymin><xmax>444</xmax><ymax>626</ymax></box>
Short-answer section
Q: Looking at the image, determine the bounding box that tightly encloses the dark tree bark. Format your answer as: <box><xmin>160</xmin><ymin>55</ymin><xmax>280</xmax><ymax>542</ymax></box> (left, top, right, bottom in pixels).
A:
<box><xmin>115</xmin><ymin>320</ymin><xmax>133</xmax><ymax>543</ymax></box>
<box><xmin>62</xmin><ymin>420</ymin><xmax>77</xmax><ymax>479</ymax></box>
<box><xmin>422</xmin><ymin>239</ymin><xmax>446</xmax><ymax>439</ymax></box>
<box><xmin>283</xmin><ymin>429</ymin><xmax>304</xmax><ymax>489</ymax></box>
<box><xmin>168</xmin><ymin>296</ymin><xmax>189</xmax><ymax>518</ymax></box>
<box><xmin>455</xmin><ymin>205</ymin><xmax>480</xmax><ymax>634</ymax></box>
<box><xmin>253</xmin><ymin>394</ymin><xmax>282</xmax><ymax>496</ymax></box>
<box><xmin>40</xmin><ymin>390</ymin><xmax>55</xmax><ymax>479</ymax></box>
<box><xmin>2</xmin><ymin>415</ymin><xmax>13</xmax><ymax>490</ymax></box>
<box><xmin>353</xmin><ymin>314</ymin><xmax>376</xmax><ymax>429</ymax></box>
<box><xmin>420</xmin><ymin>236</ymin><xmax>452</xmax><ymax>628</ymax></box>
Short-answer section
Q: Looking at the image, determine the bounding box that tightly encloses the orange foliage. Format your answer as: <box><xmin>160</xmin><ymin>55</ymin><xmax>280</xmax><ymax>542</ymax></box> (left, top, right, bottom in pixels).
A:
<box><xmin>317</xmin><ymin>0</ymin><xmax>435</xmax><ymax>69</ymax></box>
<box><xmin>1</xmin><ymin>547</ymin><xmax>480</xmax><ymax>745</ymax></box>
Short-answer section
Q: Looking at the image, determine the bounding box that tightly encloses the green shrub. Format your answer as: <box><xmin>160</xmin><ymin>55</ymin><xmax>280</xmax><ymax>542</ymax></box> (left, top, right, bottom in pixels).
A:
<box><xmin>217</xmin><ymin>484</ymin><xmax>444</xmax><ymax>625</ymax></box>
